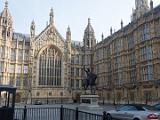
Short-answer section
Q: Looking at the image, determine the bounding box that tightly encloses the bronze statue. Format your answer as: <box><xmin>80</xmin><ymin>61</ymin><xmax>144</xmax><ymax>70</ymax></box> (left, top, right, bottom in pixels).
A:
<box><xmin>83</xmin><ymin>68</ymin><xmax>97</xmax><ymax>92</ymax></box>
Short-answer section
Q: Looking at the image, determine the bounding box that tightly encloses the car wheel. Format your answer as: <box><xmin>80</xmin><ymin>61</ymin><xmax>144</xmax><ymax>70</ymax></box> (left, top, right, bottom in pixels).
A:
<box><xmin>107</xmin><ymin>114</ymin><xmax>112</xmax><ymax>120</ymax></box>
<box><xmin>133</xmin><ymin>118</ymin><xmax>140</xmax><ymax>120</ymax></box>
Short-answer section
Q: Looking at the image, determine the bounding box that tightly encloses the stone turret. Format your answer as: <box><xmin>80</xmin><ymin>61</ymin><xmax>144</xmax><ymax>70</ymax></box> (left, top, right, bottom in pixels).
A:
<box><xmin>131</xmin><ymin>0</ymin><xmax>149</xmax><ymax>21</ymax></box>
<box><xmin>102</xmin><ymin>33</ymin><xmax>104</xmax><ymax>41</ymax></box>
<box><xmin>66</xmin><ymin>26</ymin><xmax>71</xmax><ymax>41</ymax></box>
<box><xmin>83</xmin><ymin>18</ymin><xmax>96</xmax><ymax>72</ymax></box>
<box><xmin>121</xmin><ymin>20</ymin><xmax>123</xmax><ymax>29</ymax></box>
<box><xmin>83</xmin><ymin>18</ymin><xmax>96</xmax><ymax>49</ymax></box>
<box><xmin>110</xmin><ymin>27</ymin><xmax>113</xmax><ymax>35</ymax></box>
<box><xmin>65</xmin><ymin>26</ymin><xmax>72</xmax><ymax>91</ymax></box>
<box><xmin>30</xmin><ymin>20</ymin><xmax>35</xmax><ymax>38</ymax></box>
<box><xmin>0</xmin><ymin>1</ymin><xmax>13</xmax><ymax>40</ymax></box>
<box><xmin>49</xmin><ymin>8</ymin><xmax>54</xmax><ymax>25</ymax></box>
<box><xmin>66</xmin><ymin>26</ymin><xmax>71</xmax><ymax>56</ymax></box>
<box><xmin>150</xmin><ymin>0</ymin><xmax>153</xmax><ymax>10</ymax></box>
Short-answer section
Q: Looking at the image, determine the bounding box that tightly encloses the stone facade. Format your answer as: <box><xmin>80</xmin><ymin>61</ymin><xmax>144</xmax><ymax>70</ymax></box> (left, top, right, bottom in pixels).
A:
<box><xmin>0</xmin><ymin>1</ymin><xmax>96</xmax><ymax>104</ymax></box>
<box><xmin>0</xmin><ymin>0</ymin><xmax>160</xmax><ymax>104</ymax></box>
<box><xmin>95</xmin><ymin>0</ymin><xmax>160</xmax><ymax>104</ymax></box>
<box><xmin>0</xmin><ymin>2</ymin><xmax>70</xmax><ymax>103</ymax></box>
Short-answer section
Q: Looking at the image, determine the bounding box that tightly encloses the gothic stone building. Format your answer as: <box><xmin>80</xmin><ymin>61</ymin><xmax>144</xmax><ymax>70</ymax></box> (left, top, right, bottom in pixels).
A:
<box><xmin>96</xmin><ymin>0</ymin><xmax>160</xmax><ymax>104</ymax></box>
<box><xmin>0</xmin><ymin>1</ymin><xmax>96</xmax><ymax>103</ymax></box>
<box><xmin>1</xmin><ymin>0</ymin><xmax>160</xmax><ymax>104</ymax></box>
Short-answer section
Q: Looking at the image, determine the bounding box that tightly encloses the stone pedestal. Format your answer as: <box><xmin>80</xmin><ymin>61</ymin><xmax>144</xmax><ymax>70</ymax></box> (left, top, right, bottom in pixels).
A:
<box><xmin>80</xmin><ymin>94</ymin><xmax>101</xmax><ymax>109</ymax></box>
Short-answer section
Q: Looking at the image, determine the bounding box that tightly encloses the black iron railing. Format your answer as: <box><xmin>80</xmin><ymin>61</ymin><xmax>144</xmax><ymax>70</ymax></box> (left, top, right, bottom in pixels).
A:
<box><xmin>78</xmin><ymin>110</ymin><xmax>102</xmax><ymax>120</ymax></box>
<box><xmin>14</xmin><ymin>105</ymin><xmax>106</xmax><ymax>120</ymax></box>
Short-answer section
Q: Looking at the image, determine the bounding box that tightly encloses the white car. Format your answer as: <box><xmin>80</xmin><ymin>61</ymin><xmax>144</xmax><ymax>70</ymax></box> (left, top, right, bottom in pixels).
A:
<box><xmin>106</xmin><ymin>104</ymin><xmax>160</xmax><ymax>120</ymax></box>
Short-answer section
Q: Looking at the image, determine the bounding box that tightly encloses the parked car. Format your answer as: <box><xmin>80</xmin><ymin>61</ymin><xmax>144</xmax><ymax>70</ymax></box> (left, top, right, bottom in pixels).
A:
<box><xmin>153</xmin><ymin>103</ymin><xmax>160</xmax><ymax>110</ymax></box>
<box><xmin>106</xmin><ymin>104</ymin><xmax>160</xmax><ymax>120</ymax></box>
<box><xmin>34</xmin><ymin>100</ymin><xmax>42</xmax><ymax>105</ymax></box>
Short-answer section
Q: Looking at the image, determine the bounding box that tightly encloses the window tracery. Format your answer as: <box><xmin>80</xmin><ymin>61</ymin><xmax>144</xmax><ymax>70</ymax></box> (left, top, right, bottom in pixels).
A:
<box><xmin>39</xmin><ymin>46</ymin><xmax>62</xmax><ymax>86</ymax></box>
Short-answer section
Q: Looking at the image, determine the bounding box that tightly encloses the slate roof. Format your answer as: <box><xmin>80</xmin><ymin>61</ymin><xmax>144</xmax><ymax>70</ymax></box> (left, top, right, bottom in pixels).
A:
<box><xmin>13</xmin><ymin>33</ymin><xmax>30</xmax><ymax>42</ymax></box>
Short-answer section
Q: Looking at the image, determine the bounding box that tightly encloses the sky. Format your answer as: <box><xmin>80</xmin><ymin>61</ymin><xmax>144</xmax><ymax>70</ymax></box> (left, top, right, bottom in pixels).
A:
<box><xmin>0</xmin><ymin>0</ymin><xmax>160</xmax><ymax>42</ymax></box>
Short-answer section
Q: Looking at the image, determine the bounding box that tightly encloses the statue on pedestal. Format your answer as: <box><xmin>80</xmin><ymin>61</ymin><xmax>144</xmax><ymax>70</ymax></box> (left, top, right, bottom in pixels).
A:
<box><xmin>83</xmin><ymin>68</ymin><xmax>97</xmax><ymax>94</ymax></box>
<box><xmin>80</xmin><ymin>68</ymin><xmax>100</xmax><ymax>109</ymax></box>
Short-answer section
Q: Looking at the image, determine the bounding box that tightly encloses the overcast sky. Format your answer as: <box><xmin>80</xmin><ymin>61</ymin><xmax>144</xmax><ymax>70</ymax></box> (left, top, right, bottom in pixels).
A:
<box><xmin>0</xmin><ymin>0</ymin><xmax>160</xmax><ymax>42</ymax></box>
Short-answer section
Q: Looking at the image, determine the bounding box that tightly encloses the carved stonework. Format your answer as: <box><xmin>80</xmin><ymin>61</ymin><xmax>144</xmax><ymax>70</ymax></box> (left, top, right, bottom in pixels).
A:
<box><xmin>143</xmin><ymin>84</ymin><xmax>153</xmax><ymax>89</ymax></box>
<box><xmin>32</xmin><ymin>26</ymin><xmax>65</xmax><ymax>58</ymax></box>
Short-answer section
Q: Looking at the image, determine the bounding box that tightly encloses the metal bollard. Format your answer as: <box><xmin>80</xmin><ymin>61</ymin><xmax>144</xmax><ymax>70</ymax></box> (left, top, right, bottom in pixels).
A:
<box><xmin>60</xmin><ymin>105</ymin><xmax>63</xmax><ymax>120</ymax></box>
<box><xmin>75</xmin><ymin>107</ymin><xmax>79</xmax><ymax>120</ymax></box>
<box><xmin>23</xmin><ymin>106</ymin><xmax>27</xmax><ymax>120</ymax></box>
<box><xmin>102</xmin><ymin>111</ymin><xmax>107</xmax><ymax>120</ymax></box>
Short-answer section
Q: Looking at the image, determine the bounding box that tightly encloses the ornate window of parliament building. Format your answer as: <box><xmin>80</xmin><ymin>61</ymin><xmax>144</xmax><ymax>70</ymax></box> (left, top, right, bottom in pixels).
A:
<box><xmin>0</xmin><ymin>0</ymin><xmax>160</xmax><ymax>104</ymax></box>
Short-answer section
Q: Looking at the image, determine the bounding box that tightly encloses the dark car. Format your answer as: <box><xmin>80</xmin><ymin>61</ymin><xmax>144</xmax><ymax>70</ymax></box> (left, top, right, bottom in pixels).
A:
<box><xmin>34</xmin><ymin>100</ymin><xmax>42</xmax><ymax>105</ymax></box>
<box><xmin>153</xmin><ymin>103</ymin><xmax>160</xmax><ymax>110</ymax></box>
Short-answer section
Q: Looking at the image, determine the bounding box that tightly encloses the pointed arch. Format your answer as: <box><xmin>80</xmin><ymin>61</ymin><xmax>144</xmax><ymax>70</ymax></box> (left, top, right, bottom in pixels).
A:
<box><xmin>38</xmin><ymin>45</ymin><xmax>62</xmax><ymax>86</ymax></box>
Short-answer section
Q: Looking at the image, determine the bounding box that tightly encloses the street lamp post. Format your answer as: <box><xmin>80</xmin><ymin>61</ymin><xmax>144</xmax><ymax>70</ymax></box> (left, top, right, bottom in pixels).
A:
<box><xmin>113</xmin><ymin>87</ymin><xmax>116</xmax><ymax>105</ymax></box>
<box><xmin>4</xmin><ymin>92</ymin><xmax>7</xmax><ymax>106</ymax></box>
<box><xmin>47</xmin><ymin>92</ymin><xmax>48</xmax><ymax>104</ymax></box>
<box><xmin>127</xmin><ymin>88</ymin><xmax>129</xmax><ymax>104</ymax></box>
<box><xmin>102</xmin><ymin>86</ymin><xmax>105</xmax><ymax>105</ymax></box>
<box><xmin>60</xmin><ymin>92</ymin><xmax>63</xmax><ymax>104</ymax></box>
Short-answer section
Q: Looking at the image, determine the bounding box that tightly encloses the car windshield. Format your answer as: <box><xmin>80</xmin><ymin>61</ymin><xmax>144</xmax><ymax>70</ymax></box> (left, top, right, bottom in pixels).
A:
<box><xmin>143</xmin><ymin>105</ymin><xmax>158</xmax><ymax>111</ymax></box>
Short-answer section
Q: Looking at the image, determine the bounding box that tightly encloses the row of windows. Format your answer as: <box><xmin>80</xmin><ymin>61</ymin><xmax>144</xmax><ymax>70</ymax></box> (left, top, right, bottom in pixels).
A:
<box><xmin>140</xmin><ymin>46</ymin><xmax>152</xmax><ymax>61</ymax></box>
<box><xmin>97</xmin><ymin>63</ymin><xmax>154</xmax><ymax>85</ymax></box>
<box><xmin>71</xmin><ymin>55</ymin><xmax>83</xmax><ymax>64</ymax></box>
<box><xmin>128</xmin><ymin>34</ymin><xmax>134</xmax><ymax>49</ymax></box>
<box><xmin>0</xmin><ymin>74</ymin><xmax>29</xmax><ymax>87</ymax></box>
<box><xmin>0</xmin><ymin>46</ymin><xmax>29</xmax><ymax>61</ymax></box>
<box><xmin>11</xmin><ymin>49</ymin><xmax>29</xmax><ymax>61</ymax></box>
<box><xmin>0</xmin><ymin>62</ymin><xmax>28</xmax><ymax>73</ymax></box>
<box><xmin>128</xmin><ymin>52</ymin><xmax>136</xmax><ymax>66</ymax></box>
<box><xmin>71</xmin><ymin>67</ymin><xmax>82</xmax><ymax>77</ymax></box>
<box><xmin>99</xmin><ymin>69</ymin><xmax>136</xmax><ymax>86</ymax></box>
<box><xmin>95</xmin><ymin>23</ymin><xmax>153</xmax><ymax>62</ymax></box>
<box><xmin>114</xmin><ymin>39</ymin><xmax>123</xmax><ymax>53</ymax></box>
<box><xmin>7</xmin><ymin>41</ymin><xmax>30</xmax><ymax>49</ymax></box>
<box><xmin>139</xmin><ymin>24</ymin><xmax>150</xmax><ymax>42</ymax></box>
<box><xmin>96</xmin><ymin>45</ymin><xmax>153</xmax><ymax>63</ymax></box>
<box><xmin>114</xmin><ymin>72</ymin><xmax>124</xmax><ymax>86</ymax></box>
<box><xmin>16</xmin><ymin>77</ymin><xmax>30</xmax><ymax>87</ymax></box>
<box><xmin>130</xmin><ymin>69</ymin><xmax>136</xmax><ymax>83</ymax></box>
<box><xmin>141</xmin><ymin>64</ymin><xmax>153</xmax><ymax>81</ymax></box>
<box><xmin>9</xmin><ymin>64</ymin><xmax>28</xmax><ymax>73</ymax></box>
<box><xmin>71</xmin><ymin>79</ymin><xmax>81</xmax><ymax>89</ymax></box>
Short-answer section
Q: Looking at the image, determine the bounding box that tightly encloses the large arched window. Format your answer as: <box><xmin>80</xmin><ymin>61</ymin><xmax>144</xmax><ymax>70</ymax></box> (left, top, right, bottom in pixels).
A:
<box><xmin>39</xmin><ymin>46</ymin><xmax>62</xmax><ymax>86</ymax></box>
